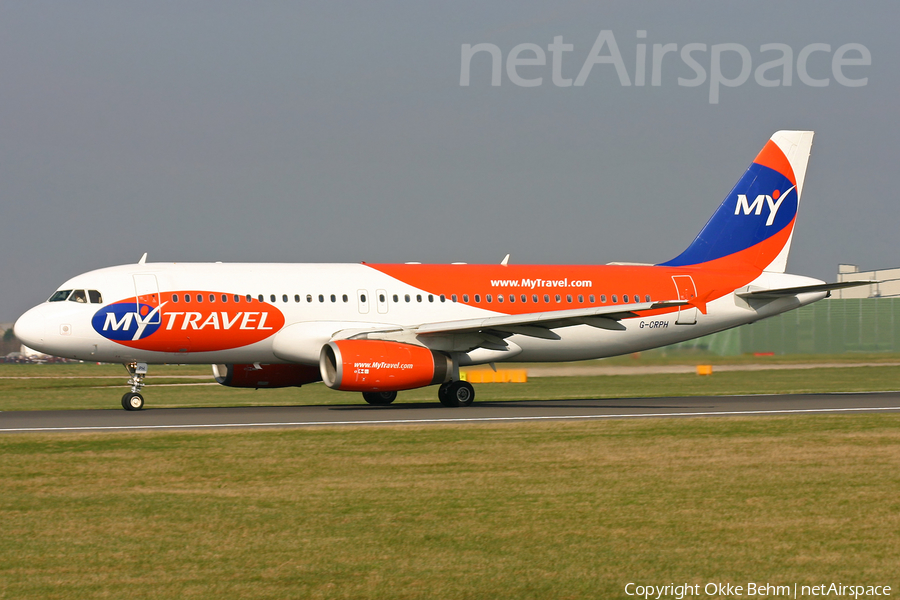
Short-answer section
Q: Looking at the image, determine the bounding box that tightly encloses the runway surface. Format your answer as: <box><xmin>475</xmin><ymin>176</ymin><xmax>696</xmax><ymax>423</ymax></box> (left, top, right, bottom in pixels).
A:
<box><xmin>2</xmin><ymin>391</ymin><xmax>900</xmax><ymax>433</ymax></box>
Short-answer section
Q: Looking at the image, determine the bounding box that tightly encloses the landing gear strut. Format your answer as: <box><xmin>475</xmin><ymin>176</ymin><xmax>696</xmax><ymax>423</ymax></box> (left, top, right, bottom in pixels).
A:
<box><xmin>122</xmin><ymin>362</ymin><xmax>147</xmax><ymax>411</ymax></box>
<box><xmin>438</xmin><ymin>380</ymin><xmax>475</xmax><ymax>407</ymax></box>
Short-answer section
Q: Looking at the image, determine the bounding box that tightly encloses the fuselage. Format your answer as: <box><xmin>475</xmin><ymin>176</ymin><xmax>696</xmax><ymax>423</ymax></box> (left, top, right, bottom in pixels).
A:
<box><xmin>14</xmin><ymin>260</ymin><xmax>826</xmax><ymax>366</ymax></box>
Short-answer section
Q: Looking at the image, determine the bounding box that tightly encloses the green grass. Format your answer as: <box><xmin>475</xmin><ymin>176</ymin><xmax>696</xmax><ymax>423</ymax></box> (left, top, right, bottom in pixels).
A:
<box><xmin>2</xmin><ymin>362</ymin><xmax>900</xmax><ymax>411</ymax></box>
<box><xmin>1</xmin><ymin>417</ymin><xmax>899</xmax><ymax>599</ymax></box>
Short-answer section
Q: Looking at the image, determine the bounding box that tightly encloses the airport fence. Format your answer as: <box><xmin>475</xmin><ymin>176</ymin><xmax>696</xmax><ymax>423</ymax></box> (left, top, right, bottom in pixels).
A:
<box><xmin>662</xmin><ymin>298</ymin><xmax>900</xmax><ymax>356</ymax></box>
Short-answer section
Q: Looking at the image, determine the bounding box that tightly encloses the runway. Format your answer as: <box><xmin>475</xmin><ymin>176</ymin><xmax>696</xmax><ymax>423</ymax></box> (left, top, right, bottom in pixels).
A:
<box><xmin>2</xmin><ymin>391</ymin><xmax>900</xmax><ymax>433</ymax></box>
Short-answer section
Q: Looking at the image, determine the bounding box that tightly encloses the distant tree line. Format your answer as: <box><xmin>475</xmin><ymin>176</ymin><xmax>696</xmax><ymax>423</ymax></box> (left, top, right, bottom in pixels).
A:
<box><xmin>2</xmin><ymin>328</ymin><xmax>19</xmax><ymax>355</ymax></box>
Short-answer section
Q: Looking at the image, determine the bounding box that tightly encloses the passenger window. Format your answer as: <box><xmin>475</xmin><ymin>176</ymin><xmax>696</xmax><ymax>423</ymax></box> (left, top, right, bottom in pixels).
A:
<box><xmin>405</xmin><ymin>294</ymin><xmax>410</xmax><ymax>303</ymax></box>
<box><xmin>612</xmin><ymin>295</ymin><xmax>618</xmax><ymax>303</ymax></box>
<box><xmin>416</xmin><ymin>294</ymin><xmax>422</xmax><ymax>302</ymax></box>
<box><xmin>497</xmin><ymin>295</ymin><xmax>503</xmax><ymax>303</ymax></box>
<box><xmin>474</xmin><ymin>294</ymin><xmax>481</xmax><ymax>303</ymax></box>
<box><xmin>294</xmin><ymin>295</ymin><xmax>300</xmax><ymax>303</ymax></box>
<box><xmin>486</xmin><ymin>294</ymin><xmax>492</xmax><ymax>303</ymax></box>
<box><xmin>566</xmin><ymin>295</ymin><xmax>572</xmax><ymax>303</ymax></box>
<box><xmin>68</xmin><ymin>290</ymin><xmax>87</xmax><ymax>303</ymax></box>
<box><xmin>589</xmin><ymin>295</ymin><xmax>595</xmax><ymax>303</ymax></box>
<box><xmin>89</xmin><ymin>290</ymin><xmax>103</xmax><ymax>304</ymax></box>
<box><xmin>451</xmin><ymin>294</ymin><xmax>458</xmax><ymax>302</ymax></box>
<box><xmin>319</xmin><ymin>294</ymin><xmax>325</xmax><ymax>303</ymax></box>
<box><xmin>555</xmin><ymin>295</ymin><xmax>561</xmax><ymax>303</ymax></box>
<box><xmin>330</xmin><ymin>294</ymin><xmax>336</xmax><ymax>303</ymax></box>
<box><xmin>197</xmin><ymin>294</ymin><xmax>203</xmax><ymax>302</ymax></box>
<box><xmin>509</xmin><ymin>295</ymin><xmax>515</xmax><ymax>303</ymax></box>
<box><xmin>185</xmin><ymin>294</ymin><xmax>191</xmax><ymax>303</ymax></box>
<box><xmin>439</xmin><ymin>295</ymin><xmax>445</xmax><ymax>302</ymax></box>
<box><xmin>645</xmin><ymin>295</ymin><xmax>651</xmax><ymax>302</ymax></box>
<box><xmin>463</xmin><ymin>294</ymin><xmax>469</xmax><ymax>303</ymax></box>
<box><xmin>49</xmin><ymin>290</ymin><xmax>72</xmax><ymax>302</ymax></box>
<box><xmin>623</xmin><ymin>295</ymin><xmax>629</xmax><ymax>303</ymax></box>
<box><xmin>246</xmin><ymin>294</ymin><xmax>252</xmax><ymax>302</ymax></box>
<box><xmin>578</xmin><ymin>295</ymin><xmax>584</xmax><ymax>303</ymax></box>
<box><xmin>306</xmin><ymin>295</ymin><xmax>312</xmax><ymax>303</ymax></box>
<box><xmin>521</xmin><ymin>295</ymin><xmax>527</xmax><ymax>303</ymax></box>
<box><xmin>234</xmin><ymin>295</ymin><xmax>241</xmax><ymax>303</ymax></box>
<box><xmin>221</xmin><ymin>294</ymin><xmax>228</xmax><ymax>303</ymax></box>
<box><xmin>544</xmin><ymin>295</ymin><xmax>550</xmax><ymax>303</ymax></box>
<box><xmin>428</xmin><ymin>294</ymin><xmax>434</xmax><ymax>302</ymax></box>
<box><xmin>258</xmin><ymin>295</ymin><xmax>264</xmax><ymax>302</ymax></box>
<box><xmin>532</xmin><ymin>295</ymin><xmax>538</xmax><ymax>303</ymax></box>
<box><xmin>392</xmin><ymin>294</ymin><xmax>398</xmax><ymax>303</ymax></box>
<box><xmin>172</xmin><ymin>294</ymin><xmax>179</xmax><ymax>303</ymax></box>
<box><xmin>343</xmin><ymin>294</ymin><xmax>349</xmax><ymax>303</ymax></box>
<box><xmin>601</xmin><ymin>295</ymin><xmax>607</xmax><ymax>303</ymax></box>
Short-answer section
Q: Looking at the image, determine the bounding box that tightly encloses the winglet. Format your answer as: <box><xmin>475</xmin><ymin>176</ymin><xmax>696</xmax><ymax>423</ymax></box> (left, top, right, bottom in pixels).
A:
<box><xmin>501</xmin><ymin>254</ymin><xmax>510</xmax><ymax>266</ymax></box>
<box><xmin>138</xmin><ymin>253</ymin><xmax>148</xmax><ymax>265</ymax></box>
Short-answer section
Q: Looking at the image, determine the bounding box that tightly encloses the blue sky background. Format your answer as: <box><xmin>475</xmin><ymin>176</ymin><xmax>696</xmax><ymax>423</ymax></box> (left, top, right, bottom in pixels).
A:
<box><xmin>1</xmin><ymin>2</ymin><xmax>895</xmax><ymax>321</ymax></box>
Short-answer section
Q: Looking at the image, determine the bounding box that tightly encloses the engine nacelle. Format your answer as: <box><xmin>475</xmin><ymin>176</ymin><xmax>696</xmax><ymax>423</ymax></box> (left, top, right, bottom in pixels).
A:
<box><xmin>319</xmin><ymin>340</ymin><xmax>452</xmax><ymax>392</ymax></box>
<box><xmin>212</xmin><ymin>363</ymin><xmax>322</xmax><ymax>388</ymax></box>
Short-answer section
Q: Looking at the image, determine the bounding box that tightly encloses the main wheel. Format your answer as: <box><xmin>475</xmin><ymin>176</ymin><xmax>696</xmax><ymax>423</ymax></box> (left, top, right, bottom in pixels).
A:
<box><xmin>439</xmin><ymin>381</ymin><xmax>475</xmax><ymax>407</ymax></box>
<box><xmin>122</xmin><ymin>392</ymin><xmax>144</xmax><ymax>411</ymax></box>
<box><xmin>362</xmin><ymin>391</ymin><xmax>397</xmax><ymax>406</ymax></box>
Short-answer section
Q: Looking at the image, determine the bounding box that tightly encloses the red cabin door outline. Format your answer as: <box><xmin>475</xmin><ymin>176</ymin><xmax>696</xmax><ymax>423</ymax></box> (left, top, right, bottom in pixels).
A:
<box><xmin>672</xmin><ymin>275</ymin><xmax>698</xmax><ymax>325</ymax></box>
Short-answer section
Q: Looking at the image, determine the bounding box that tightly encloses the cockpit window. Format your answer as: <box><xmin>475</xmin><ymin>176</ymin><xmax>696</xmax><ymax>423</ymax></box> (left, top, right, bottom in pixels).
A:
<box><xmin>88</xmin><ymin>290</ymin><xmax>102</xmax><ymax>304</ymax></box>
<box><xmin>49</xmin><ymin>290</ymin><xmax>72</xmax><ymax>302</ymax></box>
<box><xmin>68</xmin><ymin>290</ymin><xmax>88</xmax><ymax>303</ymax></box>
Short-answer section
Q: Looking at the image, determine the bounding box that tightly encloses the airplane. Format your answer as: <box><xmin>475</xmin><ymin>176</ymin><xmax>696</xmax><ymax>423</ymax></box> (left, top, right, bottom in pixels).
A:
<box><xmin>14</xmin><ymin>130</ymin><xmax>866</xmax><ymax>411</ymax></box>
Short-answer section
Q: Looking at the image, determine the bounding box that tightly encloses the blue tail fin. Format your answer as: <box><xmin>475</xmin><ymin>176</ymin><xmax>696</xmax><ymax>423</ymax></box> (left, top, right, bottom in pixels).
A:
<box><xmin>660</xmin><ymin>131</ymin><xmax>814</xmax><ymax>273</ymax></box>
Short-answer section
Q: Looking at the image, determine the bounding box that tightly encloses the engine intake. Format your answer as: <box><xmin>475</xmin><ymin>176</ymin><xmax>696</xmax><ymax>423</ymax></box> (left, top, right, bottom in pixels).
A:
<box><xmin>319</xmin><ymin>340</ymin><xmax>451</xmax><ymax>392</ymax></box>
<box><xmin>213</xmin><ymin>363</ymin><xmax>322</xmax><ymax>388</ymax></box>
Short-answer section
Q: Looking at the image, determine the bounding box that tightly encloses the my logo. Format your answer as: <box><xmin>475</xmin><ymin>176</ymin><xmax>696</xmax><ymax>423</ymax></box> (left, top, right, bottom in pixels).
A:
<box><xmin>92</xmin><ymin>301</ymin><xmax>166</xmax><ymax>341</ymax></box>
<box><xmin>734</xmin><ymin>185</ymin><xmax>796</xmax><ymax>226</ymax></box>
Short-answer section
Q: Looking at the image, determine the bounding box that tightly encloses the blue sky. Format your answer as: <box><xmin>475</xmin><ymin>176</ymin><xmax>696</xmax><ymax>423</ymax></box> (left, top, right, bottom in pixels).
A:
<box><xmin>1</xmin><ymin>2</ymin><xmax>895</xmax><ymax>321</ymax></box>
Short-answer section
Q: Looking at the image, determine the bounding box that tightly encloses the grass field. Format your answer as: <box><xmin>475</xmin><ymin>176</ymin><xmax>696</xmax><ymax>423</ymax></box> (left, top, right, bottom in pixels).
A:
<box><xmin>1</xmin><ymin>362</ymin><xmax>899</xmax><ymax>599</ymax></box>
<box><xmin>2</xmin><ymin>360</ymin><xmax>900</xmax><ymax>411</ymax></box>
<box><xmin>1</xmin><ymin>417</ymin><xmax>899</xmax><ymax>599</ymax></box>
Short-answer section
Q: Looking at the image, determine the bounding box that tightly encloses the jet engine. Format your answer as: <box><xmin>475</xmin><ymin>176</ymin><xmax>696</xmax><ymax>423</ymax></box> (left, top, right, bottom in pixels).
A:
<box><xmin>319</xmin><ymin>340</ymin><xmax>452</xmax><ymax>392</ymax></box>
<box><xmin>212</xmin><ymin>363</ymin><xmax>322</xmax><ymax>388</ymax></box>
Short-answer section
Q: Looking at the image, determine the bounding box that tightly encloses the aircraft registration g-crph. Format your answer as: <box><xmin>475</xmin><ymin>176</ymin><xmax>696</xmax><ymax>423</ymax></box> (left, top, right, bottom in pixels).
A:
<box><xmin>15</xmin><ymin>130</ymin><xmax>862</xmax><ymax>410</ymax></box>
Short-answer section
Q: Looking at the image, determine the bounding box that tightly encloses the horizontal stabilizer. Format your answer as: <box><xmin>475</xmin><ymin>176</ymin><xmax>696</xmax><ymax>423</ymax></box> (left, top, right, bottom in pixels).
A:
<box><xmin>736</xmin><ymin>280</ymin><xmax>877</xmax><ymax>299</ymax></box>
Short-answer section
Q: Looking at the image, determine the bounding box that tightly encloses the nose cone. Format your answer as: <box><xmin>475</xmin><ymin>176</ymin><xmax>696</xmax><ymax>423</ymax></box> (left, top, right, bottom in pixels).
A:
<box><xmin>14</xmin><ymin>306</ymin><xmax>47</xmax><ymax>351</ymax></box>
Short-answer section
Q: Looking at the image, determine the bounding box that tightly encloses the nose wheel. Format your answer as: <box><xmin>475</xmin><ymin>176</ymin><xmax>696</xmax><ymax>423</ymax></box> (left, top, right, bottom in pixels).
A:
<box><xmin>122</xmin><ymin>362</ymin><xmax>148</xmax><ymax>411</ymax></box>
<box><xmin>122</xmin><ymin>392</ymin><xmax>145</xmax><ymax>411</ymax></box>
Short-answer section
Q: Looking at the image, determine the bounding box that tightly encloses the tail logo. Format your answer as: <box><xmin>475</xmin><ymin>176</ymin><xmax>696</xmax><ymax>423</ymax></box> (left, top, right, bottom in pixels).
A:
<box><xmin>734</xmin><ymin>185</ymin><xmax>796</xmax><ymax>227</ymax></box>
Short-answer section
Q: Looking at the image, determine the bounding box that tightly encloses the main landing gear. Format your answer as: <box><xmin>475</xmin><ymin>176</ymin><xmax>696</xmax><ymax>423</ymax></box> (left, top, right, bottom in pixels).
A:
<box><xmin>438</xmin><ymin>380</ymin><xmax>475</xmax><ymax>407</ymax></box>
<box><xmin>121</xmin><ymin>362</ymin><xmax>147</xmax><ymax>411</ymax></box>
<box><xmin>360</xmin><ymin>380</ymin><xmax>476</xmax><ymax>407</ymax></box>
<box><xmin>362</xmin><ymin>391</ymin><xmax>398</xmax><ymax>405</ymax></box>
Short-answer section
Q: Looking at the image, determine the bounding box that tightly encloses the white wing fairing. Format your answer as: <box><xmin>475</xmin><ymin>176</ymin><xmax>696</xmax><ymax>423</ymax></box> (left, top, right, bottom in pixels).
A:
<box><xmin>14</xmin><ymin>130</ymin><xmax>846</xmax><ymax>410</ymax></box>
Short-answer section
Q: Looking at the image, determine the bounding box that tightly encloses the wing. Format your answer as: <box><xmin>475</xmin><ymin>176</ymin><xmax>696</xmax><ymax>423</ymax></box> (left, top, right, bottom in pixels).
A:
<box><xmin>336</xmin><ymin>300</ymin><xmax>687</xmax><ymax>349</ymax></box>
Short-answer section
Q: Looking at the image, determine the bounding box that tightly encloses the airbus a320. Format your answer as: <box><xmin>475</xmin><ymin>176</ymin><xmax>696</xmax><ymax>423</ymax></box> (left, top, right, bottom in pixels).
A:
<box><xmin>15</xmin><ymin>131</ymin><xmax>862</xmax><ymax>410</ymax></box>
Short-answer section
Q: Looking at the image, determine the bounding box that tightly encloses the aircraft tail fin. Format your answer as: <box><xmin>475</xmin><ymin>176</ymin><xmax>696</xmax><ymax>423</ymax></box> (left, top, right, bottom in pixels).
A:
<box><xmin>659</xmin><ymin>130</ymin><xmax>814</xmax><ymax>273</ymax></box>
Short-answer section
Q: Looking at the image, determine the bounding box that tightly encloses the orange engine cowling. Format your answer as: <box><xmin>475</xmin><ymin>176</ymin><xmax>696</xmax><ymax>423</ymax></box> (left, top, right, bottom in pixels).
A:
<box><xmin>213</xmin><ymin>363</ymin><xmax>322</xmax><ymax>388</ymax></box>
<box><xmin>319</xmin><ymin>340</ymin><xmax>452</xmax><ymax>392</ymax></box>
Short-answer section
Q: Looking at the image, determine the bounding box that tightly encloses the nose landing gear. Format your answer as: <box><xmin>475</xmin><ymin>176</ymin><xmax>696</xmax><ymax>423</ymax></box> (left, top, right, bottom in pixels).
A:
<box><xmin>121</xmin><ymin>362</ymin><xmax>148</xmax><ymax>411</ymax></box>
